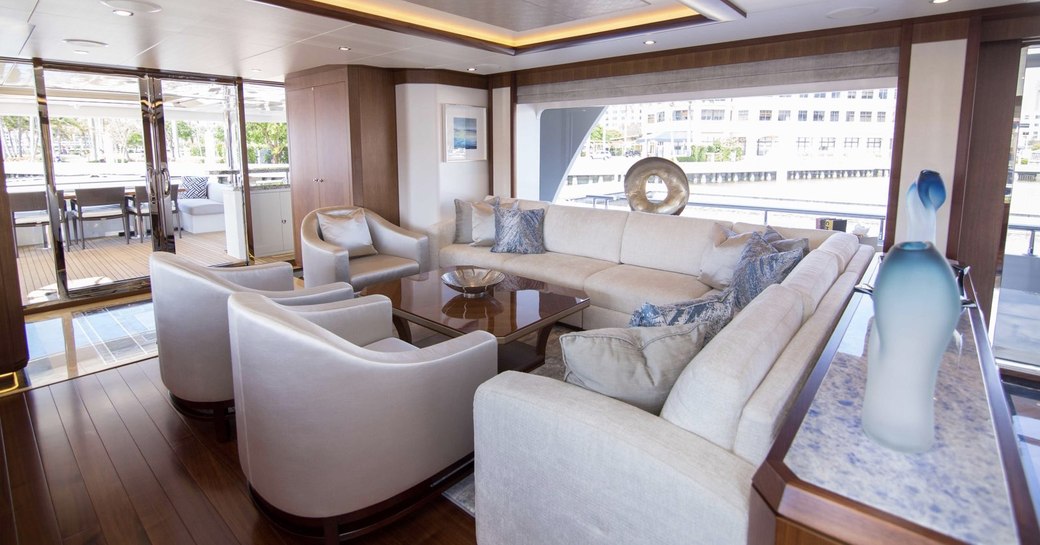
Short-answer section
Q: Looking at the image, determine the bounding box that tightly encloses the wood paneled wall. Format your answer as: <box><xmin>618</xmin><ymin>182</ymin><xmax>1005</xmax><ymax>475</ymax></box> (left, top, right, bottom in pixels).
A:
<box><xmin>347</xmin><ymin>66</ymin><xmax>400</xmax><ymax>224</ymax></box>
<box><xmin>0</xmin><ymin>146</ymin><xmax>29</xmax><ymax>374</ymax></box>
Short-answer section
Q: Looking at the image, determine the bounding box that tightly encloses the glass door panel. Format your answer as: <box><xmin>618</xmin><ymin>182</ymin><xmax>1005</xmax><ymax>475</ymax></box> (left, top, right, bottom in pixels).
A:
<box><xmin>161</xmin><ymin>79</ymin><xmax>245</xmax><ymax>267</ymax></box>
<box><xmin>41</xmin><ymin>69</ymin><xmax>152</xmax><ymax>296</ymax></box>
<box><xmin>1</xmin><ymin>61</ymin><xmax>57</xmax><ymax>304</ymax></box>
<box><xmin>242</xmin><ymin>83</ymin><xmax>292</xmax><ymax>262</ymax></box>
<box><xmin>993</xmin><ymin>46</ymin><xmax>1040</xmax><ymax>369</ymax></box>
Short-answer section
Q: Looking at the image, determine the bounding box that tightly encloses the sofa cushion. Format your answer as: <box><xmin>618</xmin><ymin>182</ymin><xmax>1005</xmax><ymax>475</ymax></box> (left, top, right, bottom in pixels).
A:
<box><xmin>561</xmin><ymin>323</ymin><xmax>708</xmax><ymax>414</ymax></box>
<box><xmin>660</xmin><ymin>283</ymin><xmax>804</xmax><ymax>451</ymax></box>
<box><xmin>440</xmin><ymin>244</ymin><xmax>519</xmax><ymax>270</ymax></box>
<box><xmin>492</xmin><ymin>206</ymin><xmax>545</xmax><ymax>254</ymax></box>
<box><xmin>815</xmin><ymin>232</ymin><xmax>861</xmax><ymax>271</ymax></box>
<box><xmin>317</xmin><ymin>209</ymin><xmax>377</xmax><ymax>258</ymax></box>
<box><xmin>732</xmin><ymin>269</ymin><xmax>860</xmax><ymax>465</ymax></box>
<box><xmin>584</xmin><ymin>264</ymin><xmax>713</xmax><ymax>317</ymax></box>
<box><xmin>733</xmin><ymin>222</ymin><xmax>835</xmax><ymax>250</ymax></box>
<box><xmin>543</xmin><ymin>204</ymin><xmax>628</xmax><ymax>263</ymax></box>
<box><xmin>497</xmin><ymin>252</ymin><xmax>615</xmax><ymax>291</ymax></box>
<box><xmin>780</xmin><ymin>250</ymin><xmax>841</xmax><ymax>322</ymax></box>
<box><xmin>177</xmin><ymin>199</ymin><xmax>224</xmax><ymax>216</ymax></box>
<box><xmin>699</xmin><ymin>226</ymin><xmax>758</xmax><ymax>290</ymax></box>
<box><xmin>619</xmin><ymin>212</ymin><xmax>728</xmax><ymax>276</ymax></box>
<box><xmin>181</xmin><ymin>176</ymin><xmax>209</xmax><ymax>199</ymax></box>
<box><xmin>629</xmin><ymin>290</ymin><xmax>734</xmax><ymax>343</ymax></box>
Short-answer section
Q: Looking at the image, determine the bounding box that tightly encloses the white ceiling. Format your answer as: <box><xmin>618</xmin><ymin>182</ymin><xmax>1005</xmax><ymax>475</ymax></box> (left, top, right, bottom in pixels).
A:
<box><xmin>0</xmin><ymin>0</ymin><xmax>1033</xmax><ymax>82</ymax></box>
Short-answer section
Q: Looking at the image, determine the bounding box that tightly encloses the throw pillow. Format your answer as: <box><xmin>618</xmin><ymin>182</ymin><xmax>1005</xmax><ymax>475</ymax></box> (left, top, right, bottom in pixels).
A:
<box><xmin>629</xmin><ymin>290</ymin><xmax>735</xmax><ymax>343</ymax></box>
<box><xmin>491</xmin><ymin>206</ymin><xmax>545</xmax><ymax>254</ymax></box>
<box><xmin>762</xmin><ymin>225</ymin><xmax>785</xmax><ymax>244</ymax></box>
<box><xmin>699</xmin><ymin>225</ymin><xmax>756</xmax><ymax>290</ymax></box>
<box><xmin>316</xmin><ymin>209</ymin><xmax>377</xmax><ymax>257</ymax></box>
<box><xmin>771</xmin><ymin>237</ymin><xmax>810</xmax><ymax>256</ymax></box>
<box><xmin>561</xmin><ymin>323</ymin><xmax>708</xmax><ymax>414</ymax></box>
<box><xmin>469</xmin><ymin>200</ymin><xmax>497</xmax><ymax>247</ymax></box>
<box><xmin>454</xmin><ymin>199</ymin><xmax>475</xmax><ymax>244</ymax></box>
<box><xmin>730</xmin><ymin>242</ymin><xmax>802</xmax><ymax>310</ymax></box>
<box><xmin>181</xmin><ymin>176</ymin><xmax>209</xmax><ymax>199</ymax></box>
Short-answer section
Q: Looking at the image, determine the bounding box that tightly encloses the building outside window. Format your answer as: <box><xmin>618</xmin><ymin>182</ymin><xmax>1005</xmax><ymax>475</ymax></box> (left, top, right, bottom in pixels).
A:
<box><xmin>701</xmin><ymin>109</ymin><xmax>725</xmax><ymax>121</ymax></box>
<box><xmin>819</xmin><ymin>137</ymin><xmax>836</xmax><ymax>150</ymax></box>
<box><xmin>647</xmin><ymin>114</ymin><xmax>656</xmax><ymax>124</ymax></box>
<box><xmin>797</xmin><ymin>137</ymin><xmax>811</xmax><ymax>150</ymax></box>
<box><xmin>830</xmin><ymin>111</ymin><xmax>839</xmax><ymax>122</ymax></box>
<box><xmin>831</xmin><ymin>91</ymin><xmax>841</xmax><ymax>98</ymax></box>
<box><xmin>657</xmin><ymin>112</ymin><xmax>665</xmax><ymax>122</ymax></box>
<box><xmin>756</xmin><ymin>136</ymin><xmax>777</xmax><ymax>155</ymax></box>
<box><xmin>674</xmin><ymin>109</ymin><xmax>690</xmax><ymax>121</ymax></box>
<box><xmin>778</xmin><ymin>110</ymin><xmax>790</xmax><ymax>121</ymax></box>
<box><xmin>846</xmin><ymin>111</ymin><xmax>855</xmax><ymax>122</ymax></box>
<box><xmin>760</xmin><ymin>110</ymin><xmax>773</xmax><ymax>121</ymax></box>
<box><xmin>877</xmin><ymin>111</ymin><xmax>887</xmax><ymax>122</ymax></box>
<box><xmin>861</xmin><ymin>90</ymin><xmax>875</xmax><ymax>99</ymax></box>
<box><xmin>814</xmin><ymin>92</ymin><xmax>826</xmax><ymax>98</ymax></box>
<box><xmin>867</xmin><ymin>137</ymin><xmax>883</xmax><ymax>148</ymax></box>
<box><xmin>847</xmin><ymin>90</ymin><xmax>857</xmax><ymax>98</ymax></box>
<box><xmin>844</xmin><ymin>137</ymin><xmax>860</xmax><ymax>148</ymax></box>
<box><xmin>879</xmin><ymin>89</ymin><xmax>889</xmax><ymax>99</ymax></box>
<box><xmin>860</xmin><ymin>111</ymin><xmax>872</xmax><ymax>122</ymax></box>
<box><xmin>738</xmin><ymin>110</ymin><xmax>749</xmax><ymax>121</ymax></box>
<box><xmin>813</xmin><ymin>110</ymin><xmax>825</xmax><ymax>121</ymax></box>
<box><xmin>798</xmin><ymin>110</ymin><xmax>807</xmax><ymax>121</ymax></box>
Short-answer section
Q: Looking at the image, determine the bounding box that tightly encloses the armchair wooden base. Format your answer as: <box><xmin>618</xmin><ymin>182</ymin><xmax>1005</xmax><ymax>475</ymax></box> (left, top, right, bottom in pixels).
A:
<box><xmin>249</xmin><ymin>455</ymin><xmax>474</xmax><ymax>544</ymax></box>
<box><xmin>169</xmin><ymin>393</ymin><xmax>234</xmax><ymax>441</ymax></box>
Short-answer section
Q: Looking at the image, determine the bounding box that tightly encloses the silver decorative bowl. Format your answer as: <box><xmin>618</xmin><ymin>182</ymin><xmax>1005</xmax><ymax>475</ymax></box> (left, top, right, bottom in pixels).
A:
<box><xmin>441</xmin><ymin>268</ymin><xmax>505</xmax><ymax>298</ymax></box>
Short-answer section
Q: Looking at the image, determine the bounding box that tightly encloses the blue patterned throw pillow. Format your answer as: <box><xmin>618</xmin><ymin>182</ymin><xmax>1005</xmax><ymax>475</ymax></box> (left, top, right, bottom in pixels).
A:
<box><xmin>730</xmin><ymin>240</ymin><xmax>803</xmax><ymax>310</ymax></box>
<box><xmin>181</xmin><ymin>176</ymin><xmax>209</xmax><ymax>199</ymax></box>
<box><xmin>629</xmin><ymin>291</ymin><xmax>735</xmax><ymax>343</ymax></box>
<box><xmin>491</xmin><ymin>206</ymin><xmax>545</xmax><ymax>254</ymax></box>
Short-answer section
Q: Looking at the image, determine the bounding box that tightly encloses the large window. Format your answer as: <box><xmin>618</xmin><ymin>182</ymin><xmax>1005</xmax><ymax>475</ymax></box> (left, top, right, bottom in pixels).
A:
<box><xmin>544</xmin><ymin>86</ymin><xmax>897</xmax><ymax>240</ymax></box>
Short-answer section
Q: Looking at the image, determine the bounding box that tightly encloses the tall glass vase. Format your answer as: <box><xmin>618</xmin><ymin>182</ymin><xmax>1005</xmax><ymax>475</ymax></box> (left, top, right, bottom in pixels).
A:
<box><xmin>861</xmin><ymin>241</ymin><xmax>961</xmax><ymax>453</ymax></box>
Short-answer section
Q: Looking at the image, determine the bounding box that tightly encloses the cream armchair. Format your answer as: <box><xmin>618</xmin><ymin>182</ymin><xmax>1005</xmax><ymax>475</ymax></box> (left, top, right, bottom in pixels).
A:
<box><xmin>301</xmin><ymin>206</ymin><xmax>429</xmax><ymax>290</ymax></box>
<box><xmin>226</xmin><ymin>292</ymin><xmax>497</xmax><ymax>541</ymax></box>
<box><xmin>149</xmin><ymin>252</ymin><xmax>354</xmax><ymax>437</ymax></box>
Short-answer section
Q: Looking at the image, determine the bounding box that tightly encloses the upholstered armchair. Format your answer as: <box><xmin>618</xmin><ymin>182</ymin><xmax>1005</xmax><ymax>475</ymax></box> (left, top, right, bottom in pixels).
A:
<box><xmin>226</xmin><ymin>292</ymin><xmax>497</xmax><ymax>541</ymax></box>
<box><xmin>149</xmin><ymin>252</ymin><xmax>354</xmax><ymax>436</ymax></box>
<box><xmin>301</xmin><ymin>206</ymin><xmax>429</xmax><ymax>291</ymax></box>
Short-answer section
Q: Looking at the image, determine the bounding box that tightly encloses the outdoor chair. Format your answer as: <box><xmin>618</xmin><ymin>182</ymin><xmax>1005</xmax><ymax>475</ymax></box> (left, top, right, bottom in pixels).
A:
<box><xmin>9</xmin><ymin>191</ymin><xmax>52</xmax><ymax>257</ymax></box>
<box><xmin>67</xmin><ymin>186</ymin><xmax>130</xmax><ymax>249</ymax></box>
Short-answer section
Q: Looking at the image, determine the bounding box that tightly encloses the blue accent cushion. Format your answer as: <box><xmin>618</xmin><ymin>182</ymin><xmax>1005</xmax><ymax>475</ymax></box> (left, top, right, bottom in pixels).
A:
<box><xmin>491</xmin><ymin>206</ymin><xmax>545</xmax><ymax>254</ymax></box>
<box><xmin>181</xmin><ymin>176</ymin><xmax>209</xmax><ymax>199</ymax></box>
<box><xmin>730</xmin><ymin>233</ymin><xmax>803</xmax><ymax>309</ymax></box>
<box><xmin>629</xmin><ymin>291</ymin><xmax>735</xmax><ymax>343</ymax></box>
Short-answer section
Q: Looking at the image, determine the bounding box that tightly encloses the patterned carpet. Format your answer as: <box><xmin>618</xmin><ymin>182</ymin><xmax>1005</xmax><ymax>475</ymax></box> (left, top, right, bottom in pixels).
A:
<box><xmin>443</xmin><ymin>324</ymin><xmax>572</xmax><ymax>516</ymax></box>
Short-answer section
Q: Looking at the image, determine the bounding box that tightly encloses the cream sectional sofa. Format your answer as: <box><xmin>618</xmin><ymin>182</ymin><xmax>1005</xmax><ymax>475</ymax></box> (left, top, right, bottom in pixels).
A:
<box><xmin>427</xmin><ymin>200</ymin><xmax>874</xmax><ymax>545</ymax></box>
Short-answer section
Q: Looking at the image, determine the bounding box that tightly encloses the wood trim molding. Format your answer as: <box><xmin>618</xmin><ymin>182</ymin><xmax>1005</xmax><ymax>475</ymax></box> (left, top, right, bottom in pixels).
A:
<box><xmin>911</xmin><ymin>18</ymin><xmax>971</xmax><ymax>43</ymax></box>
<box><xmin>946</xmin><ymin>15</ymin><xmax>983</xmax><ymax>263</ymax></box>
<box><xmin>884</xmin><ymin>23</ymin><xmax>913</xmax><ymax>252</ymax></box>
<box><xmin>487</xmin><ymin>81</ymin><xmax>494</xmax><ymax>196</ymax></box>
<box><xmin>393</xmin><ymin>69</ymin><xmax>488</xmax><ymax>89</ymax></box>
<box><xmin>0</xmin><ymin>144</ymin><xmax>30</xmax><ymax>374</ymax></box>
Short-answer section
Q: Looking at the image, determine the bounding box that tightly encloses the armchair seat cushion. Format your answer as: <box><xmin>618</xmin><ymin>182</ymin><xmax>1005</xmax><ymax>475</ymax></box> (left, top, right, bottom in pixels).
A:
<box><xmin>350</xmin><ymin>254</ymin><xmax>420</xmax><ymax>291</ymax></box>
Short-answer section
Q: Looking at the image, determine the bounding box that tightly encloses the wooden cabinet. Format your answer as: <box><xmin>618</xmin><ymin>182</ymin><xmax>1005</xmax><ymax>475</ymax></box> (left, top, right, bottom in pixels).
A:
<box><xmin>285</xmin><ymin>65</ymin><xmax>399</xmax><ymax>264</ymax></box>
<box><xmin>250</xmin><ymin>187</ymin><xmax>294</xmax><ymax>258</ymax></box>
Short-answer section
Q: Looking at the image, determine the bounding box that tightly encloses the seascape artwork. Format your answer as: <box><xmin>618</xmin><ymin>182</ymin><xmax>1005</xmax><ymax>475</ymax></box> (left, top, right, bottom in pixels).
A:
<box><xmin>453</xmin><ymin>117</ymin><xmax>478</xmax><ymax>149</ymax></box>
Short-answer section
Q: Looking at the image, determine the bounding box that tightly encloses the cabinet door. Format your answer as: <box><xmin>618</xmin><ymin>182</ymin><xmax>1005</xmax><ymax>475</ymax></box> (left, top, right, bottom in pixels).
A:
<box><xmin>286</xmin><ymin>86</ymin><xmax>319</xmax><ymax>262</ymax></box>
<box><xmin>313</xmin><ymin>82</ymin><xmax>352</xmax><ymax>208</ymax></box>
<box><xmin>279</xmin><ymin>189</ymin><xmax>294</xmax><ymax>255</ymax></box>
<box><xmin>249</xmin><ymin>190</ymin><xmax>282</xmax><ymax>258</ymax></box>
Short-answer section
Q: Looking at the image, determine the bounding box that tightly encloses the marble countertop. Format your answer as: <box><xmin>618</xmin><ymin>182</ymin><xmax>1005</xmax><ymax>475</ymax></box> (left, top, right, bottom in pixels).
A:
<box><xmin>784</xmin><ymin>298</ymin><xmax>1017</xmax><ymax>544</ymax></box>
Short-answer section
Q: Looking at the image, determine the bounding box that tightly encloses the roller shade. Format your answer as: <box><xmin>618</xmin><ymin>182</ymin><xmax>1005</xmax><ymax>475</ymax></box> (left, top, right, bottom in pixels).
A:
<box><xmin>517</xmin><ymin>48</ymin><xmax>900</xmax><ymax>104</ymax></box>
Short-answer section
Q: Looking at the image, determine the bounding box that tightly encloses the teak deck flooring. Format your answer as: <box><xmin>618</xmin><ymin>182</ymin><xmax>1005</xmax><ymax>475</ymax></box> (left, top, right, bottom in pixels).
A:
<box><xmin>0</xmin><ymin>358</ymin><xmax>476</xmax><ymax>545</ymax></box>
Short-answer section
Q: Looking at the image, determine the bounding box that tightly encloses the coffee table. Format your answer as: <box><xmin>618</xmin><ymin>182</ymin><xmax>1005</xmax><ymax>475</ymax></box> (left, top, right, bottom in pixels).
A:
<box><xmin>363</xmin><ymin>267</ymin><xmax>590</xmax><ymax>373</ymax></box>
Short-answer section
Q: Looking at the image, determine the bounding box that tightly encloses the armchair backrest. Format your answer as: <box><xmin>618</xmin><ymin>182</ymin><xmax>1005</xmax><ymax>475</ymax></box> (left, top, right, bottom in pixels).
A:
<box><xmin>149</xmin><ymin>252</ymin><xmax>294</xmax><ymax>402</ymax></box>
<box><xmin>75</xmin><ymin>186</ymin><xmax>126</xmax><ymax>208</ymax></box>
<box><xmin>9</xmin><ymin>191</ymin><xmax>48</xmax><ymax>213</ymax></box>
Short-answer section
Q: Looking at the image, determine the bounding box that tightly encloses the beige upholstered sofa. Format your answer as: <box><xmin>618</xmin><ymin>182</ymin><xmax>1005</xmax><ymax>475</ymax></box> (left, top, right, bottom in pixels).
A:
<box><xmin>427</xmin><ymin>199</ymin><xmax>874</xmax><ymax>545</ymax></box>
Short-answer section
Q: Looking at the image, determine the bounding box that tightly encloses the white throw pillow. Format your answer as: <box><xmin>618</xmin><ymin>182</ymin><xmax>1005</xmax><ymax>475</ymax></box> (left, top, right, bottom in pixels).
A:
<box><xmin>561</xmin><ymin>323</ymin><xmax>708</xmax><ymax>414</ymax></box>
<box><xmin>469</xmin><ymin>201</ymin><xmax>497</xmax><ymax>247</ymax></box>
<box><xmin>699</xmin><ymin>224</ymin><xmax>755</xmax><ymax>290</ymax></box>
<box><xmin>317</xmin><ymin>209</ymin><xmax>377</xmax><ymax>257</ymax></box>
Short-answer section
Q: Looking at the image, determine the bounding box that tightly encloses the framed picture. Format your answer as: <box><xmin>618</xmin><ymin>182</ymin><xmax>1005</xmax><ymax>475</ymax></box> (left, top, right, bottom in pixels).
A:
<box><xmin>443</xmin><ymin>104</ymin><xmax>487</xmax><ymax>162</ymax></box>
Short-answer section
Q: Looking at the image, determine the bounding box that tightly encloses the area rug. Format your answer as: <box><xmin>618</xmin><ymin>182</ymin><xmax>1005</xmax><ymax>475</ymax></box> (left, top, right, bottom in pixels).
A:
<box><xmin>442</xmin><ymin>324</ymin><xmax>570</xmax><ymax>517</ymax></box>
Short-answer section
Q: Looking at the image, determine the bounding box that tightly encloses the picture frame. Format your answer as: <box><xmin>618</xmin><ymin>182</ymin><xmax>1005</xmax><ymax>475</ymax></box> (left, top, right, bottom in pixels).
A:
<box><xmin>443</xmin><ymin>104</ymin><xmax>487</xmax><ymax>162</ymax></box>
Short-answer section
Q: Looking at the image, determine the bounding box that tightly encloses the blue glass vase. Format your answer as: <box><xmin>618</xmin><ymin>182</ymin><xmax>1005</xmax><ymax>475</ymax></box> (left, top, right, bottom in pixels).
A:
<box><xmin>861</xmin><ymin>241</ymin><xmax>961</xmax><ymax>453</ymax></box>
<box><xmin>905</xmin><ymin>170</ymin><xmax>947</xmax><ymax>245</ymax></box>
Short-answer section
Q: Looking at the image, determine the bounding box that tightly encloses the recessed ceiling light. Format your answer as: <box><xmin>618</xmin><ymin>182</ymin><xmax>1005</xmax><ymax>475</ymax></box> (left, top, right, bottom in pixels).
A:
<box><xmin>63</xmin><ymin>38</ymin><xmax>109</xmax><ymax>48</ymax></box>
<box><xmin>931</xmin><ymin>0</ymin><xmax>949</xmax><ymax>3</ymax></box>
<box><xmin>112</xmin><ymin>9</ymin><xmax>133</xmax><ymax>16</ymax></box>
<box><xmin>643</xmin><ymin>40</ymin><xmax>656</xmax><ymax>45</ymax></box>
<box><xmin>825</xmin><ymin>7</ymin><xmax>879</xmax><ymax>19</ymax></box>
<box><xmin>100</xmin><ymin>0</ymin><xmax>162</xmax><ymax>13</ymax></box>
<box><xmin>73</xmin><ymin>50</ymin><xmax>89</xmax><ymax>55</ymax></box>
<box><xmin>339</xmin><ymin>46</ymin><xmax>351</xmax><ymax>51</ymax></box>
<box><xmin>467</xmin><ymin>67</ymin><xmax>477</xmax><ymax>72</ymax></box>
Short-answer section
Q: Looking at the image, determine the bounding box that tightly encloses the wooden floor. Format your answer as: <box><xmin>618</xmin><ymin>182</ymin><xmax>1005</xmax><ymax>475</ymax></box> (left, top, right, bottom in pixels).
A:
<box><xmin>0</xmin><ymin>358</ymin><xmax>477</xmax><ymax>545</ymax></box>
<box><xmin>16</xmin><ymin>232</ymin><xmax>292</xmax><ymax>305</ymax></box>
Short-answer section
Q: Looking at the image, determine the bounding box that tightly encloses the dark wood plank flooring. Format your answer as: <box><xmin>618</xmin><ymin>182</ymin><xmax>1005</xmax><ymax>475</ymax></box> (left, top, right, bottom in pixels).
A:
<box><xmin>0</xmin><ymin>358</ymin><xmax>477</xmax><ymax>545</ymax></box>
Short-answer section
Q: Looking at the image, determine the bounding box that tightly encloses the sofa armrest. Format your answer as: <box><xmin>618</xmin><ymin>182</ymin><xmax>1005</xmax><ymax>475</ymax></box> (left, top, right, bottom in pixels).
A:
<box><xmin>425</xmin><ymin>219</ymin><xmax>456</xmax><ymax>271</ymax></box>
<box><xmin>368</xmin><ymin>213</ymin><xmax>430</xmax><ymax>272</ymax></box>
<box><xmin>474</xmin><ymin>372</ymin><xmax>755</xmax><ymax>545</ymax></box>
<box><xmin>206</xmin><ymin>261</ymin><xmax>294</xmax><ymax>291</ymax></box>
<box><xmin>301</xmin><ymin>221</ymin><xmax>350</xmax><ymax>288</ymax></box>
<box><xmin>274</xmin><ymin>294</ymin><xmax>394</xmax><ymax>347</ymax></box>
